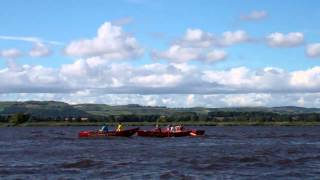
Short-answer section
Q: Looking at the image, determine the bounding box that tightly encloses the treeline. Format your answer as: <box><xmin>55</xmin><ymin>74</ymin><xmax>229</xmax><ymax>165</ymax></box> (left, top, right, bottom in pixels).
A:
<box><xmin>2</xmin><ymin>111</ymin><xmax>320</xmax><ymax>124</ymax></box>
<box><xmin>207</xmin><ymin>111</ymin><xmax>320</xmax><ymax>122</ymax></box>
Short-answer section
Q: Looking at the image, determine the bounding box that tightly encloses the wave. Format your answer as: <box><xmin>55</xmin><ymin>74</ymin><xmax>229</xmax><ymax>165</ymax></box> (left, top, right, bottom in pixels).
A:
<box><xmin>60</xmin><ymin>159</ymin><xmax>103</xmax><ymax>169</ymax></box>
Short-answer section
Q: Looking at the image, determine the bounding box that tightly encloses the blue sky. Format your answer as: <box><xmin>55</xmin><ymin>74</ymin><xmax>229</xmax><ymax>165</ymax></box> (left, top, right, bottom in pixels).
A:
<box><xmin>0</xmin><ymin>0</ymin><xmax>320</xmax><ymax>107</ymax></box>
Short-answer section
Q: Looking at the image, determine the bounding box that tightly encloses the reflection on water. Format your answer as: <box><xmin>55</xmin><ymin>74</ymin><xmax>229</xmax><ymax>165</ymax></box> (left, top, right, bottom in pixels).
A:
<box><xmin>0</xmin><ymin>126</ymin><xmax>320</xmax><ymax>179</ymax></box>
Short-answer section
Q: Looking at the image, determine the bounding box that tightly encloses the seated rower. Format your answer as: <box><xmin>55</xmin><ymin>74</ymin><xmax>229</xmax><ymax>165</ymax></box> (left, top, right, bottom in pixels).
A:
<box><xmin>166</xmin><ymin>124</ymin><xmax>170</xmax><ymax>131</ymax></box>
<box><xmin>175</xmin><ymin>125</ymin><xmax>181</xmax><ymax>132</ymax></box>
<box><xmin>99</xmin><ymin>123</ymin><xmax>108</xmax><ymax>132</ymax></box>
<box><xmin>176</xmin><ymin>124</ymin><xmax>184</xmax><ymax>132</ymax></box>
<box><xmin>167</xmin><ymin>124</ymin><xmax>172</xmax><ymax>132</ymax></box>
<box><xmin>116</xmin><ymin>122</ymin><xmax>123</xmax><ymax>132</ymax></box>
<box><xmin>155</xmin><ymin>123</ymin><xmax>161</xmax><ymax>132</ymax></box>
<box><xmin>170</xmin><ymin>125</ymin><xmax>174</xmax><ymax>132</ymax></box>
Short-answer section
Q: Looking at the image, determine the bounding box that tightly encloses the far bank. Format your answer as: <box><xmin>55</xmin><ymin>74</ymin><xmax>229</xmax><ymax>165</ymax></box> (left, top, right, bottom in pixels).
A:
<box><xmin>1</xmin><ymin>121</ymin><xmax>320</xmax><ymax>127</ymax></box>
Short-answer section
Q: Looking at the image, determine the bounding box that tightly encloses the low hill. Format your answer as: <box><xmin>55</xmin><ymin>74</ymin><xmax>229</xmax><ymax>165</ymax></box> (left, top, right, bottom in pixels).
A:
<box><xmin>0</xmin><ymin>101</ymin><xmax>92</xmax><ymax>119</ymax></box>
<box><xmin>1</xmin><ymin>101</ymin><xmax>320</xmax><ymax>123</ymax></box>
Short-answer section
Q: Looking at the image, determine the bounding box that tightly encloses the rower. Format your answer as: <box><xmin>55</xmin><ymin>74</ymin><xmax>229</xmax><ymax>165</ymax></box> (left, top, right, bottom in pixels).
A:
<box><xmin>116</xmin><ymin>122</ymin><xmax>123</xmax><ymax>132</ymax></box>
<box><xmin>170</xmin><ymin>124</ymin><xmax>174</xmax><ymax>132</ymax></box>
<box><xmin>99</xmin><ymin>123</ymin><xmax>108</xmax><ymax>132</ymax></box>
<box><xmin>175</xmin><ymin>125</ymin><xmax>181</xmax><ymax>132</ymax></box>
<box><xmin>155</xmin><ymin>122</ymin><xmax>161</xmax><ymax>132</ymax></box>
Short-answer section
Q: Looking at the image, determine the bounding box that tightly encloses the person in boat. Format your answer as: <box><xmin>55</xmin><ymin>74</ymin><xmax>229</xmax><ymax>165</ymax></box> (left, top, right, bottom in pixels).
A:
<box><xmin>170</xmin><ymin>124</ymin><xmax>174</xmax><ymax>132</ymax></box>
<box><xmin>180</xmin><ymin>124</ymin><xmax>184</xmax><ymax>131</ymax></box>
<box><xmin>99</xmin><ymin>123</ymin><xmax>108</xmax><ymax>132</ymax></box>
<box><xmin>175</xmin><ymin>124</ymin><xmax>184</xmax><ymax>132</ymax></box>
<box><xmin>175</xmin><ymin>125</ymin><xmax>181</xmax><ymax>132</ymax></box>
<box><xmin>166</xmin><ymin>124</ymin><xmax>171</xmax><ymax>132</ymax></box>
<box><xmin>155</xmin><ymin>122</ymin><xmax>161</xmax><ymax>132</ymax></box>
<box><xmin>116</xmin><ymin>122</ymin><xmax>123</xmax><ymax>132</ymax></box>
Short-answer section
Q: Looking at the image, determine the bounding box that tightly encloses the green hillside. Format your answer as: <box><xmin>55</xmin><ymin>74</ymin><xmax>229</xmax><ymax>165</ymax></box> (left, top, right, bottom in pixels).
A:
<box><xmin>1</xmin><ymin>101</ymin><xmax>320</xmax><ymax>125</ymax></box>
<box><xmin>0</xmin><ymin>101</ymin><xmax>91</xmax><ymax>119</ymax></box>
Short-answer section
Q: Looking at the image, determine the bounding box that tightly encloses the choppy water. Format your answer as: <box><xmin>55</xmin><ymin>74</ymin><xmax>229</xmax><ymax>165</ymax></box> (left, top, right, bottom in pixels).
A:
<box><xmin>0</xmin><ymin>126</ymin><xmax>320</xmax><ymax>179</ymax></box>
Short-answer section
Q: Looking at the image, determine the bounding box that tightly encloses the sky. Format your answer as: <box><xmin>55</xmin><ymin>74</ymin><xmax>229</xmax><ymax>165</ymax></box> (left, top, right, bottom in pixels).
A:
<box><xmin>1</xmin><ymin>0</ymin><xmax>320</xmax><ymax>107</ymax></box>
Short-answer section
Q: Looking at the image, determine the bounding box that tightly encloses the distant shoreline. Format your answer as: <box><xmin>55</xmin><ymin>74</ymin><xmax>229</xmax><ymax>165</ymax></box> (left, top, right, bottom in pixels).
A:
<box><xmin>1</xmin><ymin>121</ymin><xmax>320</xmax><ymax>127</ymax></box>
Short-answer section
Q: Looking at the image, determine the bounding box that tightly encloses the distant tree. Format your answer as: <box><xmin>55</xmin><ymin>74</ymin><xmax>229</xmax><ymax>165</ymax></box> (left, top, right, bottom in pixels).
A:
<box><xmin>9</xmin><ymin>113</ymin><xmax>30</xmax><ymax>125</ymax></box>
<box><xmin>158</xmin><ymin>115</ymin><xmax>167</xmax><ymax>123</ymax></box>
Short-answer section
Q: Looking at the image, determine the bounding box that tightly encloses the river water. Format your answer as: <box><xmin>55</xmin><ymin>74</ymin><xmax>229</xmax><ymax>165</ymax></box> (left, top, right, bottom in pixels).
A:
<box><xmin>0</xmin><ymin>126</ymin><xmax>320</xmax><ymax>179</ymax></box>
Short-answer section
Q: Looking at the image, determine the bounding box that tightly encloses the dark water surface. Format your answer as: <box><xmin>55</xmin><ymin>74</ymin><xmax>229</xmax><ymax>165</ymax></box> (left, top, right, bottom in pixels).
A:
<box><xmin>1</xmin><ymin>126</ymin><xmax>320</xmax><ymax>179</ymax></box>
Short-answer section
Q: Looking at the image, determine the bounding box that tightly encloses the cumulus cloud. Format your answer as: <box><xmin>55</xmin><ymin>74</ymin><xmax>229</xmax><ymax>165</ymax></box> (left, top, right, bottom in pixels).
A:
<box><xmin>240</xmin><ymin>10</ymin><xmax>267</xmax><ymax>21</ymax></box>
<box><xmin>178</xmin><ymin>28</ymin><xmax>215</xmax><ymax>48</ymax></box>
<box><xmin>2</xmin><ymin>58</ymin><xmax>320</xmax><ymax>106</ymax></box>
<box><xmin>152</xmin><ymin>45</ymin><xmax>202</xmax><ymax>62</ymax></box>
<box><xmin>152</xmin><ymin>29</ymin><xmax>250</xmax><ymax>63</ymax></box>
<box><xmin>3</xmin><ymin>58</ymin><xmax>320</xmax><ymax>95</ymax></box>
<box><xmin>0</xmin><ymin>64</ymin><xmax>70</xmax><ymax>93</ymax></box>
<box><xmin>266</xmin><ymin>32</ymin><xmax>304</xmax><ymax>47</ymax></box>
<box><xmin>220</xmin><ymin>30</ymin><xmax>250</xmax><ymax>46</ymax></box>
<box><xmin>0</xmin><ymin>48</ymin><xmax>22</xmax><ymax>59</ymax></box>
<box><xmin>177</xmin><ymin>29</ymin><xmax>250</xmax><ymax>48</ymax></box>
<box><xmin>290</xmin><ymin>67</ymin><xmax>320</xmax><ymax>88</ymax></box>
<box><xmin>205</xmin><ymin>50</ymin><xmax>228</xmax><ymax>62</ymax></box>
<box><xmin>64</xmin><ymin>22</ymin><xmax>143</xmax><ymax>60</ymax></box>
<box><xmin>29</xmin><ymin>42</ymin><xmax>51</xmax><ymax>57</ymax></box>
<box><xmin>130</xmin><ymin>74</ymin><xmax>183</xmax><ymax>88</ymax></box>
<box><xmin>306</xmin><ymin>43</ymin><xmax>320</xmax><ymax>58</ymax></box>
<box><xmin>152</xmin><ymin>45</ymin><xmax>227</xmax><ymax>63</ymax></box>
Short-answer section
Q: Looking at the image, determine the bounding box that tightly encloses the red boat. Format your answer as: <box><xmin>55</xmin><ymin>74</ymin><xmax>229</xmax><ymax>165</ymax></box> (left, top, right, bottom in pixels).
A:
<box><xmin>137</xmin><ymin>129</ymin><xmax>192</xmax><ymax>137</ymax></box>
<box><xmin>78</xmin><ymin>128</ymin><xmax>139</xmax><ymax>138</ymax></box>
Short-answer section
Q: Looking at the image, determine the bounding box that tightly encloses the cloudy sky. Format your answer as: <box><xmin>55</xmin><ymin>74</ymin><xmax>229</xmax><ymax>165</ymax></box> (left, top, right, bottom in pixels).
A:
<box><xmin>1</xmin><ymin>0</ymin><xmax>320</xmax><ymax>107</ymax></box>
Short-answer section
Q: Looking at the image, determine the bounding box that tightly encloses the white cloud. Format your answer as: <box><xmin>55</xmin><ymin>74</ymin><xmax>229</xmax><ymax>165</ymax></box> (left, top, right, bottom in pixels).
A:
<box><xmin>64</xmin><ymin>22</ymin><xmax>143</xmax><ymax>60</ymax></box>
<box><xmin>178</xmin><ymin>28</ymin><xmax>215</xmax><ymax>48</ymax></box>
<box><xmin>177</xmin><ymin>29</ymin><xmax>250</xmax><ymax>48</ymax></box>
<box><xmin>0</xmin><ymin>36</ymin><xmax>57</xmax><ymax>58</ymax></box>
<box><xmin>29</xmin><ymin>42</ymin><xmax>51</xmax><ymax>57</ymax></box>
<box><xmin>221</xmin><ymin>93</ymin><xmax>271</xmax><ymax>107</ymax></box>
<box><xmin>186</xmin><ymin>94</ymin><xmax>195</xmax><ymax>106</ymax></box>
<box><xmin>152</xmin><ymin>45</ymin><xmax>201</xmax><ymax>62</ymax></box>
<box><xmin>152</xmin><ymin>45</ymin><xmax>227</xmax><ymax>63</ymax></box>
<box><xmin>0</xmin><ymin>35</ymin><xmax>62</xmax><ymax>45</ymax></box>
<box><xmin>154</xmin><ymin>29</ymin><xmax>250</xmax><ymax>63</ymax></box>
<box><xmin>306</xmin><ymin>43</ymin><xmax>320</xmax><ymax>58</ymax></box>
<box><xmin>205</xmin><ymin>50</ymin><xmax>227</xmax><ymax>62</ymax></box>
<box><xmin>220</xmin><ymin>30</ymin><xmax>250</xmax><ymax>46</ymax></box>
<box><xmin>0</xmin><ymin>64</ymin><xmax>69</xmax><ymax>93</ymax></box>
<box><xmin>0</xmin><ymin>48</ymin><xmax>22</xmax><ymax>59</ymax></box>
<box><xmin>290</xmin><ymin>67</ymin><xmax>320</xmax><ymax>89</ymax></box>
<box><xmin>2</xmin><ymin>60</ymin><xmax>320</xmax><ymax>107</ymax></box>
<box><xmin>130</xmin><ymin>74</ymin><xmax>183</xmax><ymax>88</ymax></box>
<box><xmin>60</xmin><ymin>59</ymin><xmax>91</xmax><ymax>78</ymax></box>
<box><xmin>241</xmin><ymin>10</ymin><xmax>267</xmax><ymax>21</ymax></box>
<box><xmin>266</xmin><ymin>32</ymin><xmax>304</xmax><ymax>47</ymax></box>
<box><xmin>153</xmin><ymin>28</ymin><xmax>252</xmax><ymax>63</ymax></box>
<box><xmin>3</xmin><ymin>58</ymin><xmax>320</xmax><ymax>95</ymax></box>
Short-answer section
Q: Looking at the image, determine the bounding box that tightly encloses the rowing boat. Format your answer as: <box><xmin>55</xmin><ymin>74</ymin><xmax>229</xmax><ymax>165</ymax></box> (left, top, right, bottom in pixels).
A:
<box><xmin>137</xmin><ymin>129</ymin><xmax>192</xmax><ymax>137</ymax></box>
<box><xmin>78</xmin><ymin>128</ymin><xmax>139</xmax><ymax>138</ymax></box>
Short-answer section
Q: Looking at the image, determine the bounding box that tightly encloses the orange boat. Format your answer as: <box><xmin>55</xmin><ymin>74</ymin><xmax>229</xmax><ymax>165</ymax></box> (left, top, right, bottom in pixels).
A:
<box><xmin>78</xmin><ymin>128</ymin><xmax>139</xmax><ymax>138</ymax></box>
